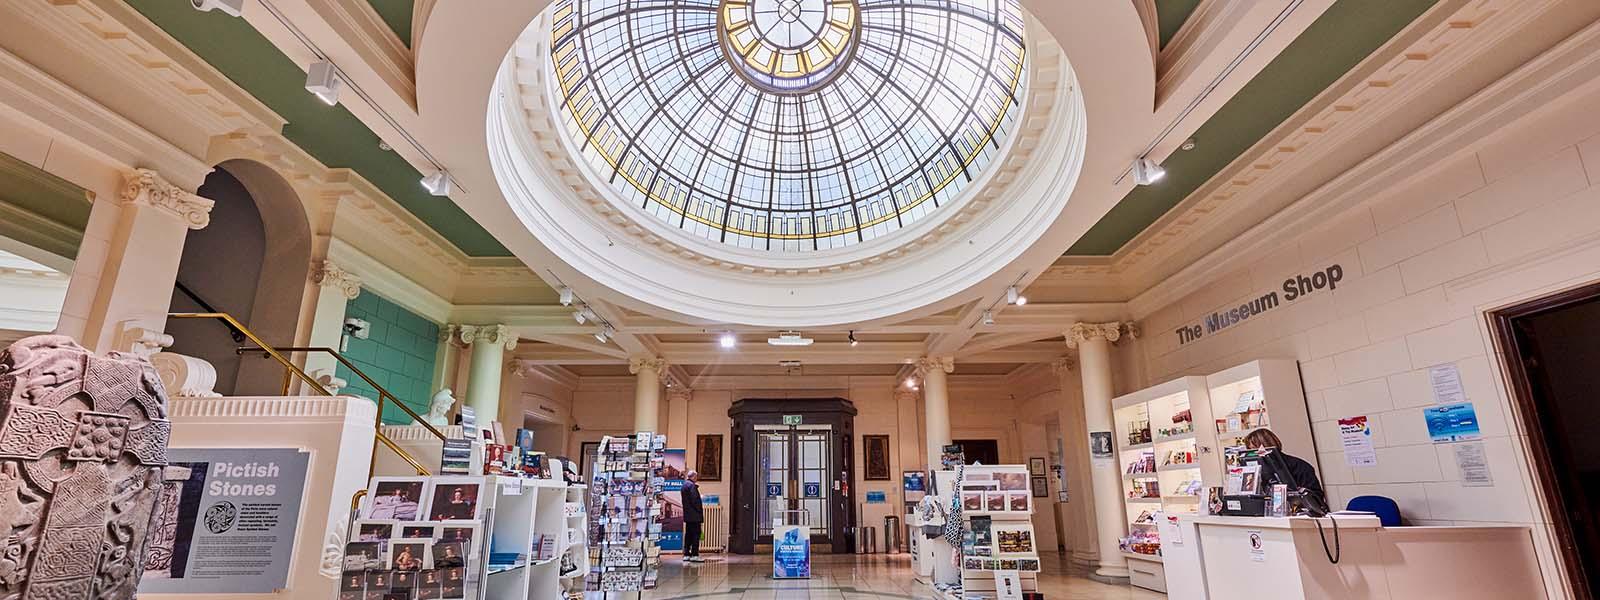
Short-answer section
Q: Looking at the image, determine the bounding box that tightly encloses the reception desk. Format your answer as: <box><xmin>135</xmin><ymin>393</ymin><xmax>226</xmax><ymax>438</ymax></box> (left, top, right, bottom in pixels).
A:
<box><xmin>1171</xmin><ymin>515</ymin><xmax>1544</xmax><ymax>600</ymax></box>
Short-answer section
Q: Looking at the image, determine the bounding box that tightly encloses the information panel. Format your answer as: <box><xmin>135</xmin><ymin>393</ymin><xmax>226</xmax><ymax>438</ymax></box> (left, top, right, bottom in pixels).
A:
<box><xmin>772</xmin><ymin>524</ymin><xmax>812</xmax><ymax>579</ymax></box>
<box><xmin>139</xmin><ymin>448</ymin><xmax>310</xmax><ymax>594</ymax></box>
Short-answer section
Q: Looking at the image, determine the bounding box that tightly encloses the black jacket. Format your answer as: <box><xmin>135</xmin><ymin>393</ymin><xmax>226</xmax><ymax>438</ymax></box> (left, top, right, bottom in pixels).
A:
<box><xmin>681</xmin><ymin>481</ymin><xmax>704</xmax><ymax>523</ymax></box>
<box><xmin>1261</xmin><ymin>451</ymin><xmax>1324</xmax><ymax>501</ymax></box>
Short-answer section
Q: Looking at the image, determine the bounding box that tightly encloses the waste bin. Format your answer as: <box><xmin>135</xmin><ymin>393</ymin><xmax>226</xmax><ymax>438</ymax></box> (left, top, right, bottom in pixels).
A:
<box><xmin>884</xmin><ymin>515</ymin><xmax>901</xmax><ymax>553</ymax></box>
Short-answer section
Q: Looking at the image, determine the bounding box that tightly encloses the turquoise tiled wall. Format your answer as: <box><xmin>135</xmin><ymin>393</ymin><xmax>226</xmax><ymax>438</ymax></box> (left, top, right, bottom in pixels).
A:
<box><xmin>339</xmin><ymin>289</ymin><xmax>440</xmax><ymax>425</ymax></box>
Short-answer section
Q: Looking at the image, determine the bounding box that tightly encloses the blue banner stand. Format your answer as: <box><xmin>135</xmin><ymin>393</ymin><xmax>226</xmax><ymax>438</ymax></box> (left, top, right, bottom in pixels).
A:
<box><xmin>772</xmin><ymin>510</ymin><xmax>812</xmax><ymax>579</ymax></box>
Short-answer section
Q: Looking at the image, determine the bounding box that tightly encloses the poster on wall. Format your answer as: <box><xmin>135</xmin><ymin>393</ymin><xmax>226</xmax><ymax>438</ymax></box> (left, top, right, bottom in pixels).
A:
<box><xmin>140</xmin><ymin>448</ymin><xmax>309</xmax><ymax>594</ymax></box>
<box><xmin>658</xmin><ymin>449</ymin><xmax>687</xmax><ymax>551</ymax></box>
<box><xmin>1338</xmin><ymin>415</ymin><xmax>1378</xmax><ymax>467</ymax></box>
<box><xmin>1424</xmin><ymin>402</ymin><xmax>1482</xmax><ymax>443</ymax></box>
<box><xmin>1089</xmin><ymin>432</ymin><xmax>1114</xmax><ymax>465</ymax></box>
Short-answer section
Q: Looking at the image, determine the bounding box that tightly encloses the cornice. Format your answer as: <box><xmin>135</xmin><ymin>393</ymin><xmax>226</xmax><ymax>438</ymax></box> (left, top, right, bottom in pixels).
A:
<box><xmin>303</xmin><ymin>0</ymin><xmax>417</xmax><ymax>110</ymax></box>
<box><xmin>1112</xmin><ymin>0</ymin><xmax>1543</xmax><ymax>285</ymax></box>
<box><xmin>1127</xmin><ymin>2</ymin><xmax>1600</xmax><ymax>318</ymax></box>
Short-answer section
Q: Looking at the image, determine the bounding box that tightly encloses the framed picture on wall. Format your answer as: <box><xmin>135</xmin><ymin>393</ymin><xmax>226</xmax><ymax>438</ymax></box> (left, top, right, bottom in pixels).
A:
<box><xmin>1030</xmin><ymin>476</ymin><xmax>1048</xmax><ymax>498</ymax></box>
<box><xmin>1028</xmin><ymin>457</ymin><xmax>1046</xmax><ymax>476</ymax></box>
<box><xmin>580</xmin><ymin>442</ymin><xmax>601</xmax><ymax>477</ymax></box>
<box><xmin>864</xmin><ymin>435</ymin><xmax>891</xmax><ymax>481</ymax></box>
<box><xmin>695</xmin><ymin>434</ymin><xmax>723</xmax><ymax>481</ymax></box>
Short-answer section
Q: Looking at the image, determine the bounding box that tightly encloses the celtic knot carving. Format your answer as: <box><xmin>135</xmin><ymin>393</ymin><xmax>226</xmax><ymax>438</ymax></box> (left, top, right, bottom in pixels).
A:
<box><xmin>0</xmin><ymin>335</ymin><xmax>173</xmax><ymax>600</ymax></box>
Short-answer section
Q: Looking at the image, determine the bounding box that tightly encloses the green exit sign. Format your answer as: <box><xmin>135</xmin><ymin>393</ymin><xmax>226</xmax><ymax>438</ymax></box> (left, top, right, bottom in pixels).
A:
<box><xmin>782</xmin><ymin>415</ymin><xmax>803</xmax><ymax>426</ymax></box>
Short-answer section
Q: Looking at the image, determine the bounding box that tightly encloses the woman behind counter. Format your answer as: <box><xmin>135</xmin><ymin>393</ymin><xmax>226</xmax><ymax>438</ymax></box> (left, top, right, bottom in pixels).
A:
<box><xmin>1243</xmin><ymin>428</ymin><xmax>1326</xmax><ymax>510</ymax></box>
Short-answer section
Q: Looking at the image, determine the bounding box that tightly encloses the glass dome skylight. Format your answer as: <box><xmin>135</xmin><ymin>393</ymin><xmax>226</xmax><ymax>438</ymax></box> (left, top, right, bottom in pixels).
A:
<box><xmin>549</xmin><ymin>0</ymin><xmax>1026</xmax><ymax>252</ymax></box>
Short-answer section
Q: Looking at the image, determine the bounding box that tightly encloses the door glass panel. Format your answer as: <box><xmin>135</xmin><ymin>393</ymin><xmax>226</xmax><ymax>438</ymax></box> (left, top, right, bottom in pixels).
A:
<box><xmin>755</xmin><ymin>424</ymin><xmax>833</xmax><ymax>540</ymax></box>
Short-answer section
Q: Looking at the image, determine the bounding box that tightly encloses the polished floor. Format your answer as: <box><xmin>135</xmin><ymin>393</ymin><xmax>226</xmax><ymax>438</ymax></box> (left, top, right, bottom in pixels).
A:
<box><xmin>644</xmin><ymin>553</ymin><xmax>1165</xmax><ymax>599</ymax></box>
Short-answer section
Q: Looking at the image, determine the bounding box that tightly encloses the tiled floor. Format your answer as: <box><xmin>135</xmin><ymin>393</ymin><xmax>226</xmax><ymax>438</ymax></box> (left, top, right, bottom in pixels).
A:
<box><xmin>643</xmin><ymin>553</ymin><xmax>1166</xmax><ymax>599</ymax></box>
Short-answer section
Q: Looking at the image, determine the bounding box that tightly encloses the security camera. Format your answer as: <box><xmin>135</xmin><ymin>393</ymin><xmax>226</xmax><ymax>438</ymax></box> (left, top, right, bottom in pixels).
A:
<box><xmin>343</xmin><ymin>318</ymin><xmax>371</xmax><ymax>340</ymax></box>
<box><xmin>191</xmin><ymin>0</ymin><xmax>244</xmax><ymax>17</ymax></box>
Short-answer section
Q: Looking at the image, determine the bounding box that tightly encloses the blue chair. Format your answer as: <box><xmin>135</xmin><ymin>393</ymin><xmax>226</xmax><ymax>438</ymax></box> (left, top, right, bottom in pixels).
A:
<box><xmin>1346</xmin><ymin>495</ymin><xmax>1402</xmax><ymax>526</ymax></box>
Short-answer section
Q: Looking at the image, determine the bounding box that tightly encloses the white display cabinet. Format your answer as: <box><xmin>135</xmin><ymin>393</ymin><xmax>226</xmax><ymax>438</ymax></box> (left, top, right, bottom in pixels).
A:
<box><xmin>1204</xmin><ymin>359</ymin><xmax>1315</xmax><ymax>474</ymax></box>
<box><xmin>480</xmin><ymin>476</ymin><xmax>579</xmax><ymax>600</ymax></box>
<box><xmin>1112</xmin><ymin>376</ymin><xmax>1214</xmax><ymax>592</ymax></box>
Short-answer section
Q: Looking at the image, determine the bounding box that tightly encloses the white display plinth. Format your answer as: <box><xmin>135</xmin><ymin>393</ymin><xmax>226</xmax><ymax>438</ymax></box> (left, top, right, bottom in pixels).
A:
<box><xmin>150</xmin><ymin>395</ymin><xmax>377</xmax><ymax>600</ymax></box>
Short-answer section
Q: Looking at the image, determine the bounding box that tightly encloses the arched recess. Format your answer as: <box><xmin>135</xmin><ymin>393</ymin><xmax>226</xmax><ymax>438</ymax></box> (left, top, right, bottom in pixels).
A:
<box><xmin>166</xmin><ymin>159</ymin><xmax>313</xmax><ymax>396</ymax></box>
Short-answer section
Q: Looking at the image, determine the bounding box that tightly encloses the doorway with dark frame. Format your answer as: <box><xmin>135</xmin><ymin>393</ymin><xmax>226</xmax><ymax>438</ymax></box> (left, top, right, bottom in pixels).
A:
<box><xmin>1491</xmin><ymin>281</ymin><xmax>1600</xmax><ymax>599</ymax></box>
<box><xmin>953</xmin><ymin>439</ymin><xmax>1001</xmax><ymax>466</ymax></box>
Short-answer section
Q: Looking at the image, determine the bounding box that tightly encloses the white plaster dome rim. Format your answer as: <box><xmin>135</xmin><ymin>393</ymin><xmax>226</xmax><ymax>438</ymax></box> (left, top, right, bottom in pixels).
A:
<box><xmin>487</xmin><ymin>16</ymin><xmax>1084</xmax><ymax>326</ymax></box>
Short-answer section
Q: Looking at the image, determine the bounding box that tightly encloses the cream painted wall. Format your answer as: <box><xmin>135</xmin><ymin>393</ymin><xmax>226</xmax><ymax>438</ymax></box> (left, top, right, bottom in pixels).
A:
<box><xmin>1130</xmin><ymin>80</ymin><xmax>1600</xmax><ymax>599</ymax></box>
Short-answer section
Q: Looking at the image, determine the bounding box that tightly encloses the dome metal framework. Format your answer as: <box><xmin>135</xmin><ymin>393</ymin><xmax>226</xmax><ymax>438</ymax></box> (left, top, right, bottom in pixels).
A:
<box><xmin>549</xmin><ymin>0</ymin><xmax>1026</xmax><ymax>252</ymax></box>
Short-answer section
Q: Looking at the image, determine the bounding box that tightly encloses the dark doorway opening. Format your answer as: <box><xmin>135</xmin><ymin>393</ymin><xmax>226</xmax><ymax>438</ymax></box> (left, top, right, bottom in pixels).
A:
<box><xmin>728</xmin><ymin>398</ymin><xmax>856</xmax><ymax>555</ymax></box>
<box><xmin>1492</xmin><ymin>282</ymin><xmax>1600</xmax><ymax>600</ymax></box>
<box><xmin>953</xmin><ymin>439</ymin><xmax>1001</xmax><ymax>466</ymax></box>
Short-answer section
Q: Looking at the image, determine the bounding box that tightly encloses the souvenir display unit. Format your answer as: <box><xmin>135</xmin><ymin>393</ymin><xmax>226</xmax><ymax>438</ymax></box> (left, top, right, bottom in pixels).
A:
<box><xmin>1110</xmin><ymin>376</ymin><xmax>1215</xmax><ymax>593</ymax></box>
<box><xmin>584</xmin><ymin>433</ymin><xmax>668</xmax><ymax>597</ymax></box>
<box><xmin>929</xmin><ymin>465</ymin><xmax>1041</xmax><ymax>600</ymax></box>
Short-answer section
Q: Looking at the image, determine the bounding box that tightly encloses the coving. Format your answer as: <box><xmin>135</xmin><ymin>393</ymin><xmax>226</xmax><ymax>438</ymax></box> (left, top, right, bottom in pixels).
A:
<box><xmin>1174</xmin><ymin>265</ymin><xmax>1343</xmax><ymax>345</ymax></box>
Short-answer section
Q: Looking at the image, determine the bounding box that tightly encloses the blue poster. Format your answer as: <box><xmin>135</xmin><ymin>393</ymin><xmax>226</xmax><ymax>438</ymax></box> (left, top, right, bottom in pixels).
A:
<box><xmin>866</xmin><ymin>491</ymin><xmax>886</xmax><ymax>504</ymax></box>
<box><xmin>803</xmin><ymin>482</ymin><xmax>821</xmax><ymax>498</ymax></box>
<box><xmin>1424</xmin><ymin>402</ymin><xmax>1482</xmax><ymax>443</ymax></box>
<box><xmin>903</xmin><ymin>471</ymin><xmax>926</xmax><ymax>492</ymax></box>
<box><xmin>772</xmin><ymin>525</ymin><xmax>811</xmax><ymax>579</ymax></box>
<box><xmin>660</xmin><ymin>449</ymin><xmax>686</xmax><ymax>551</ymax></box>
<box><xmin>766</xmin><ymin>482</ymin><xmax>783</xmax><ymax>498</ymax></box>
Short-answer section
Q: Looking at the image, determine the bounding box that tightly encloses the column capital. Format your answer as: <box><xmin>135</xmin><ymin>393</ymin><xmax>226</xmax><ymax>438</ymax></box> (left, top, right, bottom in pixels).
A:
<box><xmin>1050</xmin><ymin>355</ymin><xmax>1077</xmax><ymax>375</ymax></box>
<box><xmin>508</xmin><ymin>359</ymin><xmax>533</xmax><ymax>379</ymax></box>
<box><xmin>1064</xmin><ymin>322</ymin><xmax>1123</xmax><ymax>348</ymax></box>
<box><xmin>913</xmin><ymin>356</ymin><xmax>954</xmax><ymax>376</ymax></box>
<box><xmin>457</xmin><ymin>324</ymin><xmax>517</xmax><ymax>350</ymax></box>
<box><xmin>309</xmin><ymin>260</ymin><xmax>362</xmax><ymax>300</ymax></box>
<box><xmin>119</xmin><ymin>168</ymin><xmax>214</xmax><ymax>230</ymax></box>
<box><xmin>629</xmin><ymin>356</ymin><xmax>669</xmax><ymax>376</ymax></box>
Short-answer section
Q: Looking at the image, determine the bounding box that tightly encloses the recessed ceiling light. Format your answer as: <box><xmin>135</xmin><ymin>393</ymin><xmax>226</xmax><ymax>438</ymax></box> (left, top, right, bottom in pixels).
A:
<box><xmin>767</xmin><ymin>331</ymin><xmax>814</xmax><ymax>346</ymax></box>
<box><xmin>305</xmin><ymin>60</ymin><xmax>342</xmax><ymax>106</ymax></box>
<box><xmin>720</xmin><ymin>332</ymin><xmax>737</xmax><ymax>348</ymax></box>
<box><xmin>904</xmin><ymin>377</ymin><xmax>917</xmax><ymax>388</ymax></box>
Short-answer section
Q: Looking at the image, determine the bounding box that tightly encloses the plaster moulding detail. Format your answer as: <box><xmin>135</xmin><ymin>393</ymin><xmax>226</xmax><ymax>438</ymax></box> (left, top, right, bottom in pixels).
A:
<box><xmin>1063</xmin><ymin>322</ymin><xmax>1122</xmax><ymax>348</ymax></box>
<box><xmin>627</xmin><ymin>357</ymin><xmax>668</xmax><ymax>376</ymax></box>
<box><xmin>119</xmin><ymin>169</ymin><xmax>214</xmax><ymax>229</ymax></box>
<box><xmin>913</xmin><ymin>356</ymin><xmax>955</xmax><ymax>376</ymax></box>
<box><xmin>310</xmin><ymin>260</ymin><xmax>363</xmax><ymax>300</ymax></box>
<box><xmin>1110</xmin><ymin>0</ymin><xmax>1527</xmax><ymax>280</ymax></box>
<box><xmin>457</xmin><ymin>324</ymin><xmax>518</xmax><ymax>351</ymax></box>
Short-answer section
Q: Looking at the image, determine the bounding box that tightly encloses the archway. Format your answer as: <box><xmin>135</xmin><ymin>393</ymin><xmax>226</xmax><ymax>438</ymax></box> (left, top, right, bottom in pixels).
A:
<box><xmin>166</xmin><ymin>159</ymin><xmax>312</xmax><ymax>395</ymax></box>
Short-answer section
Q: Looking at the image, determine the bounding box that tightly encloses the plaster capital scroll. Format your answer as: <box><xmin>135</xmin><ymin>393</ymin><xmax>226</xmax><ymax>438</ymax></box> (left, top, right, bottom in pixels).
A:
<box><xmin>1051</xmin><ymin>355</ymin><xmax>1077</xmax><ymax>375</ymax></box>
<box><xmin>119</xmin><ymin>168</ymin><xmax>214</xmax><ymax>229</ymax></box>
<box><xmin>913</xmin><ymin>356</ymin><xmax>954</xmax><ymax>376</ymax></box>
<box><xmin>457</xmin><ymin>324</ymin><xmax>517</xmax><ymax>351</ymax></box>
<box><xmin>628</xmin><ymin>356</ymin><xmax>668</xmax><ymax>376</ymax></box>
<box><xmin>310</xmin><ymin>260</ymin><xmax>362</xmax><ymax>300</ymax></box>
<box><xmin>1064</xmin><ymin>322</ymin><xmax>1122</xmax><ymax>348</ymax></box>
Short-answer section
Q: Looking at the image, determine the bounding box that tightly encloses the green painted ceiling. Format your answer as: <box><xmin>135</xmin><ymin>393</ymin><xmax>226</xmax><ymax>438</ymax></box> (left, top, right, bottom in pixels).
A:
<box><xmin>1157</xmin><ymin>0</ymin><xmax>1203</xmax><ymax>49</ymax></box>
<box><xmin>1067</xmin><ymin>0</ymin><xmax>1438</xmax><ymax>256</ymax></box>
<box><xmin>366</xmin><ymin>0</ymin><xmax>413</xmax><ymax>48</ymax></box>
<box><xmin>125</xmin><ymin>0</ymin><xmax>510</xmax><ymax>256</ymax></box>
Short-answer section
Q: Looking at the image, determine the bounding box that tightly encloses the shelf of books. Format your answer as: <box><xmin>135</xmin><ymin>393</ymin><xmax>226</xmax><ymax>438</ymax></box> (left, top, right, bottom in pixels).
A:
<box><xmin>1111</xmin><ymin>375</ymin><xmax>1215</xmax><ymax>591</ymax></box>
<box><xmin>1205</xmin><ymin>359</ymin><xmax>1315</xmax><ymax>490</ymax></box>
<box><xmin>942</xmin><ymin>465</ymin><xmax>1041</xmax><ymax>600</ymax></box>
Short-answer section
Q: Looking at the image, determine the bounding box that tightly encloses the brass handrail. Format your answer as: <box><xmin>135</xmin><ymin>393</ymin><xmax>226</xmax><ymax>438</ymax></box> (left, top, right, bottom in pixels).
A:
<box><xmin>166</xmin><ymin>313</ymin><xmax>432</xmax><ymax>480</ymax></box>
<box><xmin>237</xmin><ymin>346</ymin><xmax>448</xmax><ymax>478</ymax></box>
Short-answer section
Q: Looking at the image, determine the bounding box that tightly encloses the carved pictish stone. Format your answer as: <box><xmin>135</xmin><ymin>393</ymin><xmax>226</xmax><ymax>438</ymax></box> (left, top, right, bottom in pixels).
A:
<box><xmin>0</xmin><ymin>335</ymin><xmax>173</xmax><ymax>600</ymax></box>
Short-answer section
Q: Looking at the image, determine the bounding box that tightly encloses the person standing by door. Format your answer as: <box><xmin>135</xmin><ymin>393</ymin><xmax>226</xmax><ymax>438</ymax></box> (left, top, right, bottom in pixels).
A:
<box><xmin>682</xmin><ymin>470</ymin><xmax>705</xmax><ymax>563</ymax></box>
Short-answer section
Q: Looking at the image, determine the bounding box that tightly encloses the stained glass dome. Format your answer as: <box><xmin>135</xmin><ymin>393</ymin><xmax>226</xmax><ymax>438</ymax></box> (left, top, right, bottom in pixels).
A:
<box><xmin>549</xmin><ymin>0</ymin><xmax>1026</xmax><ymax>252</ymax></box>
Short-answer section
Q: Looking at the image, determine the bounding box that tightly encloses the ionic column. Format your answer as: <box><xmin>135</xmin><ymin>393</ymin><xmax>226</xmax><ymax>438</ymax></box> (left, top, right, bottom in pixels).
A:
<box><xmin>80</xmin><ymin>169</ymin><xmax>214</xmax><ymax>353</ymax></box>
<box><xmin>916</xmin><ymin>356</ymin><xmax>954</xmax><ymax>472</ymax></box>
<box><xmin>629</xmin><ymin>357</ymin><xmax>667</xmax><ymax>433</ymax></box>
<box><xmin>1052</xmin><ymin>355</ymin><xmax>1099</xmax><ymax>569</ymax></box>
<box><xmin>435</xmin><ymin>324</ymin><xmax>465</xmax><ymax>394</ymax></box>
<box><xmin>458</xmin><ymin>324</ymin><xmax>517</xmax><ymax>423</ymax></box>
<box><xmin>666</xmin><ymin>386</ymin><xmax>692</xmax><ymax>449</ymax></box>
<box><xmin>301</xmin><ymin>260</ymin><xmax>361</xmax><ymax>394</ymax></box>
<box><xmin>1066</xmin><ymin>322</ymin><xmax>1129</xmax><ymax>580</ymax></box>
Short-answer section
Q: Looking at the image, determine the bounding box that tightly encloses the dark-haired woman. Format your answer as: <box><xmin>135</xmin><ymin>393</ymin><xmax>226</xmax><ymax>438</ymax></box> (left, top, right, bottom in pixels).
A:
<box><xmin>1243</xmin><ymin>428</ymin><xmax>1326</xmax><ymax>509</ymax></box>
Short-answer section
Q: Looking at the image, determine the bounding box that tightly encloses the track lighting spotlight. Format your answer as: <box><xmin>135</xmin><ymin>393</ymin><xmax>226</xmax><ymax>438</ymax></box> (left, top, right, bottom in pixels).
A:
<box><xmin>573</xmin><ymin>305</ymin><xmax>595</xmax><ymax>325</ymax></box>
<box><xmin>559</xmin><ymin>287</ymin><xmax>574</xmax><ymax>306</ymax></box>
<box><xmin>848</xmin><ymin>331</ymin><xmax>859</xmax><ymax>347</ymax></box>
<box><xmin>595</xmin><ymin>325</ymin><xmax>614</xmax><ymax>344</ymax></box>
<box><xmin>904</xmin><ymin>377</ymin><xmax>917</xmax><ymax>389</ymax></box>
<box><xmin>1133</xmin><ymin>157</ymin><xmax>1166</xmax><ymax>186</ymax></box>
<box><xmin>191</xmin><ymin>0</ymin><xmax>244</xmax><ymax>17</ymax></box>
<box><xmin>304</xmin><ymin>60</ymin><xmax>342</xmax><ymax>106</ymax></box>
<box><xmin>1006</xmin><ymin>286</ymin><xmax>1027</xmax><ymax>306</ymax></box>
<box><xmin>420</xmin><ymin>171</ymin><xmax>453</xmax><ymax>196</ymax></box>
<box><xmin>982</xmin><ymin>310</ymin><xmax>995</xmax><ymax>326</ymax></box>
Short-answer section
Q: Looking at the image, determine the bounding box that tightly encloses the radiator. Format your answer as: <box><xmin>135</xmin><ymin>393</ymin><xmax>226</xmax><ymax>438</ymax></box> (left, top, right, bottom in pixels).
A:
<box><xmin>702</xmin><ymin>505</ymin><xmax>728</xmax><ymax>552</ymax></box>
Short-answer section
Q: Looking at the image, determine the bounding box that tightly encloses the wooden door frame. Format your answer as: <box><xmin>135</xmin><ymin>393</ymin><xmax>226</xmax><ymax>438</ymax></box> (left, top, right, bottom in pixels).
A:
<box><xmin>1488</xmin><ymin>280</ymin><xmax>1600</xmax><ymax>600</ymax></box>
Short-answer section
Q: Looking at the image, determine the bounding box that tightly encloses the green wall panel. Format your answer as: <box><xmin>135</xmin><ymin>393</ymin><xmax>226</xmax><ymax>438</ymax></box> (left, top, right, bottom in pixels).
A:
<box><xmin>339</xmin><ymin>289</ymin><xmax>440</xmax><ymax>425</ymax></box>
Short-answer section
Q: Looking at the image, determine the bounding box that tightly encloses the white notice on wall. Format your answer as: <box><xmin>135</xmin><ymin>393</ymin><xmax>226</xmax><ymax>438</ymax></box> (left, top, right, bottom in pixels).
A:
<box><xmin>1429</xmin><ymin>364</ymin><xmax>1467</xmax><ymax>405</ymax></box>
<box><xmin>1454</xmin><ymin>442</ymin><xmax>1493</xmax><ymax>487</ymax></box>
<box><xmin>1338</xmin><ymin>416</ymin><xmax>1378</xmax><ymax>468</ymax></box>
<box><xmin>1247</xmin><ymin>530</ymin><xmax>1265</xmax><ymax>562</ymax></box>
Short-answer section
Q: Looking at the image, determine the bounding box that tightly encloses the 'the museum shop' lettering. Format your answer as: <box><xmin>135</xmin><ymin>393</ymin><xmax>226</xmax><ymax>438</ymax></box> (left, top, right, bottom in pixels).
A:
<box><xmin>1174</xmin><ymin>264</ymin><xmax>1343</xmax><ymax>346</ymax></box>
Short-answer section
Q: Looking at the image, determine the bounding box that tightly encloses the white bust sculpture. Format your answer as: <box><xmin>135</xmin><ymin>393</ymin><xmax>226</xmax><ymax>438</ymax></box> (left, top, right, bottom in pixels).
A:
<box><xmin>427</xmin><ymin>388</ymin><xmax>456</xmax><ymax>427</ymax></box>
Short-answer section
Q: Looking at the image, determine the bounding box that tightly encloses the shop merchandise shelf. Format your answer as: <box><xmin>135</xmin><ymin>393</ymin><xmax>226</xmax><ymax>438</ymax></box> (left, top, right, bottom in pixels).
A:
<box><xmin>1158</xmin><ymin>463</ymin><xmax>1199</xmax><ymax>473</ymax></box>
<box><xmin>1120</xmin><ymin>441</ymin><xmax>1154</xmax><ymax>452</ymax></box>
<box><xmin>1154</xmin><ymin>431</ymin><xmax>1196</xmax><ymax>443</ymax></box>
